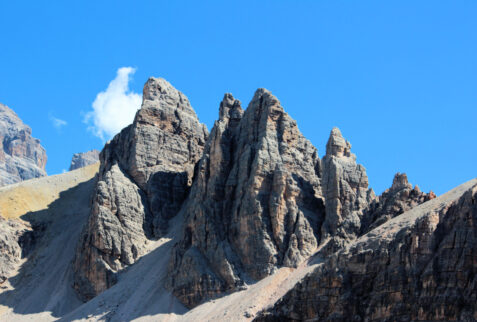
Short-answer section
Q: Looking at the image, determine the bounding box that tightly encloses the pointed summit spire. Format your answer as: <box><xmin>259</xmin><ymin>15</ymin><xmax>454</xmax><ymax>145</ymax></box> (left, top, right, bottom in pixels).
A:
<box><xmin>326</xmin><ymin>127</ymin><xmax>353</xmax><ymax>159</ymax></box>
<box><xmin>390</xmin><ymin>172</ymin><xmax>412</xmax><ymax>191</ymax></box>
<box><xmin>218</xmin><ymin>93</ymin><xmax>243</xmax><ymax>123</ymax></box>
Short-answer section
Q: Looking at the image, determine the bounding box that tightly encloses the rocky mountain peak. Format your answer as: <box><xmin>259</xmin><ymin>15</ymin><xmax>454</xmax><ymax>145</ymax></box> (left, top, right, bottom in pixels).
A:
<box><xmin>390</xmin><ymin>172</ymin><xmax>413</xmax><ymax>191</ymax></box>
<box><xmin>360</xmin><ymin>172</ymin><xmax>437</xmax><ymax>234</ymax></box>
<box><xmin>320</xmin><ymin>127</ymin><xmax>374</xmax><ymax>252</ymax></box>
<box><xmin>0</xmin><ymin>103</ymin><xmax>47</xmax><ymax>186</ymax></box>
<box><xmin>325</xmin><ymin>126</ymin><xmax>354</xmax><ymax>159</ymax></box>
<box><xmin>73</xmin><ymin>77</ymin><xmax>208</xmax><ymax>301</ymax></box>
<box><xmin>218</xmin><ymin>93</ymin><xmax>243</xmax><ymax>123</ymax></box>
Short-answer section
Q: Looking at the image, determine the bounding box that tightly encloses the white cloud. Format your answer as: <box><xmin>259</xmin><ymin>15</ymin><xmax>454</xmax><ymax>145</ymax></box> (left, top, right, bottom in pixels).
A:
<box><xmin>85</xmin><ymin>67</ymin><xmax>142</xmax><ymax>141</ymax></box>
<box><xmin>50</xmin><ymin>115</ymin><xmax>67</xmax><ymax>130</ymax></box>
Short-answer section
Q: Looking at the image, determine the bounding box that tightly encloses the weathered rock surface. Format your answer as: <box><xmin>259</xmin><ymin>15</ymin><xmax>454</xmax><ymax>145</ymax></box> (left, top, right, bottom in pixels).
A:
<box><xmin>73</xmin><ymin>77</ymin><xmax>208</xmax><ymax>301</ymax></box>
<box><xmin>320</xmin><ymin>127</ymin><xmax>375</xmax><ymax>254</ymax></box>
<box><xmin>69</xmin><ymin>149</ymin><xmax>100</xmax><ymax>171</ymax></box>
<box><xmin>0</xmin><ymin>217</ymin><xmax>28</xmax><ymax>283</ymax></box>
<box><xmin>166</xmin><ymin>90</ymin><xmax>325</xmax><ymax>308</ymax></box>
<box><xmin>361</xmin><ymin>172</ymin><xmax>436</xmax><ymax>234</ymax></box>
<box><xmin>256</xmin><ymin>179</ymin><xmax>477</xmax><ymax>322</ymax></box>
<box><xmin>0</xmin><ymin>103</ymin><xmax>47</xmax><ymax>186</ymax></box>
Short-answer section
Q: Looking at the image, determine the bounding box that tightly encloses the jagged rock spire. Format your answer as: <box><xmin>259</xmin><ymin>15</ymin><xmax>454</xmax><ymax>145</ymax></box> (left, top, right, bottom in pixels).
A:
<box><xmin>326</xmin><ymin>127</ymin><xmax>354</xmax><ymax>159</ymax></box>
<box><xmin>166</xmin><ymin>88</ymin><xmax>324</xmax><ymax>308</ymax></box>
<box><xmin>321</xmin><ymin>127</ymin><xmax>374</xmax><ymax>253</ymax></box>
<box><xmin>360</xmin><ymin>172</ymin><xmax>436</xmax><ymax>234</ymax></box>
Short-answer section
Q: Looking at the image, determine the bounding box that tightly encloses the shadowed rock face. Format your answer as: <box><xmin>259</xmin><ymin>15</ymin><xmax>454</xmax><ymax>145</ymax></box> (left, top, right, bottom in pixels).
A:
<box><xmin>73</xmin><ymin>78</ymin><xmax>208</xmax><ymax>301</ymax></box>
<box><xmin>256</xmin><ymin>181</ymin><xmax>477</xmax><ymax>322</ymax></box>
<box><xmin>0</xmin><ymin>103</ymin><xmax>47</xmax><ymax>186</ymax></box>
<box><xmin>166</xmin><ymin>90</ymin><xmax>325</xmax><ymax>308</ymax></box>
<box><xmin>69</xmin><ymin>150</ymin><xmax>100</xmax><ymax>171</ymax></box>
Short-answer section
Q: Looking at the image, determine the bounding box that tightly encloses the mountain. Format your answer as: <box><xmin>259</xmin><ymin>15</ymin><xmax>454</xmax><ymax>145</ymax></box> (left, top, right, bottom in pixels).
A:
<box><xmin>0</xmin><ymin>78</ymin><xmax>475</xmax><ymax>321</ymax></box>
<box><xmin>0</xmin><ymin>103</ymin><xmax>47</xmax><ymax>186</ymax></box>
<box><xmin>69</xmin><ymin>149</ymin><xmax>100</xmax><ymax>171</ymax></box>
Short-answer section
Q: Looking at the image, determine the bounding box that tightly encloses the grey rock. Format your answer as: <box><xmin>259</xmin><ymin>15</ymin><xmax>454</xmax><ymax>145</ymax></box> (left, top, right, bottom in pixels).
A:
<box><xmin>166</xmin><ymin>90</ymin><xmax>325</xmax><ymax>308</ymax></box>
<box><xmin>0</xmin><ymin>217</ymin><xmax>27</xmax><ymax>283</ymax></box>
<box><xmin>69</xmin><ymin>150</ymin><xmax>100</xmax><ymax>171</ymax></box>
<box><xmin>360</xmin><ymin>172</ymin><xmax>436</xmax><ymax>234</ymax></box>
<box><xmin>0</xmin><ymin>103</ymin><xmax>47</xmax><ymax>186</ymax></box>
<box><xmin>320</xmin><ymin>127</ymin><xmax>375</xmax><ymax>253</ymax></box>
<box><xmin>255</xmin><ymin>180</ymin><xmax>477</xmax><ymax>321</ymax></box>
<box><xmin>73</xmin><ymin>77</ymin><xmax>208</xmax><ymax>301</ymax></box>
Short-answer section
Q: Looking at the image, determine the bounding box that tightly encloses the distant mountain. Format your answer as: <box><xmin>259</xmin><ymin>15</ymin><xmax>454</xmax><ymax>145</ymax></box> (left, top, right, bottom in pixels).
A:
<box><xmin>69</xmin><ymin>149</ymin><xmax>100</xmax><ymax>171</ymax></box>
<box><xmin>0</xmin><ymin>78</ymin><xmax>475</xmax><ymax>321</ymax></box>
<box><xmin>0</xmin><ymin>103</ymin><xmax>47</xmax><ymax>186</ymax></box>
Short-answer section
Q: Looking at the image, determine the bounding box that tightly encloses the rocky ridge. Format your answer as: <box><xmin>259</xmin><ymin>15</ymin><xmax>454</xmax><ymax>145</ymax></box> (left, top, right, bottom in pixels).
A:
<box><xmin>0</xmin><ymin>103</ymin><xmax>47</xmax><ymax>186</ymax></box>
<box><xmin>69</xmin><ymin>149</ymin><xmax>100</xmax><ymax>171</ymax></box>
<box><xmin>256</xmin><ymin>178</ymin><xmax>477</xmax><ymax>321</ymax></box>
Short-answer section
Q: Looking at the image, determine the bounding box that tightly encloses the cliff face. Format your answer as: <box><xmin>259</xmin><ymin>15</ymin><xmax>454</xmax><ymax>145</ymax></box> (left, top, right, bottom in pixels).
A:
<box><xmin>69</xmin><ymin>149</ymin><xmax>100</xmax><ymax>171</ymax></box>
<box><xmin>73</xmin><ymin>78</ymin><xmax>208</xmax><ymax>301</ymax></box>
<box><xmin>256</xmin><ymin>179</ymin><xmax>477</xmax><ymax>322</ymax></box>
<box><xmin>0</xmin><ymin>103</ymin><xmax>47</xmax><ymax>186</ymax></box>
<box><xmin>166</xmin><ymin>90</ymin><xmax>325</xmax><ymax>307</ymax></box>
<box><xmin>320</xmin><ymin>127</ymin><xmax>375</xmax><ymax>254</ymax></box>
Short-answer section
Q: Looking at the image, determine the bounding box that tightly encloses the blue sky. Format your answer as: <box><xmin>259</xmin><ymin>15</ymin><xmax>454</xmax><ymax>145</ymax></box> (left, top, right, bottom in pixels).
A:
<box><xmin>0</xmin><ymin>1</ymin><xmax>475</xmax><ymax>195</ymax></box>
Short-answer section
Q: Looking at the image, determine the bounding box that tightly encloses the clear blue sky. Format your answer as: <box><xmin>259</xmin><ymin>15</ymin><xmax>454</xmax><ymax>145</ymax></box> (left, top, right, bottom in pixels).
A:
<box><xmin>0</xmin><ymin>1</ymin><xmax>475</xmax><ymax>195</ymax></box>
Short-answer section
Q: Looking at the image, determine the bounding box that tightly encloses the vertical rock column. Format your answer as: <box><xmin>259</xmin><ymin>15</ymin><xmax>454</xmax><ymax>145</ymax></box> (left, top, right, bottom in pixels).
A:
<box><xmin>320</xmin><ymin>127</ymin><xmax>375</xmax><ymax>253</ymax></box>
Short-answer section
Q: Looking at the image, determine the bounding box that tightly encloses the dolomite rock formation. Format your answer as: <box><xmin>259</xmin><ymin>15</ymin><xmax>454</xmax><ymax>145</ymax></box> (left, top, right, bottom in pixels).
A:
<box><xmin>361</xmin><ymin>172</ymin><xmax>436</xmax><ymax>234</ymax></box>
<box><xmin>320</xmin><ymin>127</ymin><xmax>374</xmax><ymax>253</ymax></box>
<box><xmin>0</xmin><ymin>103</ymin><xmax>47</xmax><ymax>186</ymax></box>
<box><xmin>69</xmin><ymin>149</ymin><xmax>100</xmax><ymax>171</ymax></box>
<box><xmin>256</xmin><ymin>180</ymin><xmax>477</xmax><ymax>321</ymax></box>
<box><xmin>167</xmin><ymin>90</ymin><xmax>325</xmax><ymax>308</ymax></box>
<box><xmin>73</xmin><ymin>77</ymin><xmax>208</xmax><ymax>301</ymax></box>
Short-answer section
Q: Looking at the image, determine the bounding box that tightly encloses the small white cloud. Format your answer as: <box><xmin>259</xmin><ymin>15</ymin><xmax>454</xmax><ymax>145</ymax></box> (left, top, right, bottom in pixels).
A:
<box><xmin>50</xmin><ymin>115</ymin><xmax>67</xmax><ymax>130</ymax></box>
<box><xmin>85</xmin><ymin>67</ymin><xmax>142</xmax><ymax>141</ymax></box>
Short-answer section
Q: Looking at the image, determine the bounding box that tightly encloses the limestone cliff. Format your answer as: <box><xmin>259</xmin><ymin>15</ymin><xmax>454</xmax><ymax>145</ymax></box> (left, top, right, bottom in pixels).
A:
<box><xmin>0</xmin><ymin>103</ymin><xmax>47</xmax><ymax>186</ymax></box>
<box><xmin>166</xmin><ymin>90</ymin><xmax>325</xmax><ymax>308</ymax></box>
<box><xmin>73</xmin><ymin>78</ymin><xmax>208</xmax><ymax>301</ymax></box>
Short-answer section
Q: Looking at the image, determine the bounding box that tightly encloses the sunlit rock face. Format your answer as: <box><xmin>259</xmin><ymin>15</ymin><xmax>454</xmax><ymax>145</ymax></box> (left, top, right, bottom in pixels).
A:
<box><xmin>73</xmin><ymin>77</ymin><xmax>208</xmax><ymax>301</ymax></box>
<box><xmin>0</xmin><ymin>103</ymin><xmax>47</xmax><ymax>186</ymax></box>
<box><xmin>166</xmin><ymin>89</ymin><xmax>325</xmax><ymax>308</ymax></box>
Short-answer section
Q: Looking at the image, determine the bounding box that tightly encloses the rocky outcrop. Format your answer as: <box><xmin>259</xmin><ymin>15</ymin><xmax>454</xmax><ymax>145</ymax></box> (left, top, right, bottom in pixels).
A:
<box><xmin>73</xmin><ymin>78</ymin><xmax>208</xmax><ymax>301</ymax></box>
<box><xmin>166</xmin><ymin>90</ymin><xmax>325</xmax><ymax>308</ymax></box>
<box><xmin>69</xmin><ymin>149</ymin><xmax>100</xmax><ymax>171</ymax></box>
<box><xmin>0</xmin><ymin>103</ymin><xmax>47</xmax><ymax>186</ymax></box>
<box><xmin>256</xmin><ymin>180</ymin><xmax>477</xmax><ymax>322</ymax></box>
<box><xmin>361</xmin><ymin>172</ymin><xmax>436</xmax><ymax>234</ymax></box>
<box><xmin>0</xmin><ymin>217</ymin><xmax>27</xmax><ymax>283</ymax></box>
<box><xmin>320</xmin><ymin>127</ymin><xmax>374</xmax><ymax>253</ymax></box>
